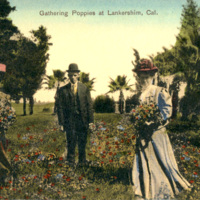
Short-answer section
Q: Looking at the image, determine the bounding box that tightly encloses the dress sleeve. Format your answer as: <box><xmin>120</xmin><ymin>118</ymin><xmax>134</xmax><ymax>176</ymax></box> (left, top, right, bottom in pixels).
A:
<box><xmin>157</xmin><ymin>88</ymin><xmax>172</xmax><ymax>121</ymax></box>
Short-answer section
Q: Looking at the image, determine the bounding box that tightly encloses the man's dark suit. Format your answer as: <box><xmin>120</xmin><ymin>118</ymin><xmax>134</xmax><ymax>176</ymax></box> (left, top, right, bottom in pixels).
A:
<box><xmin>56</xmin><ymin>81</ymin><xmax>94</xmax><ymax>164</ymax></box>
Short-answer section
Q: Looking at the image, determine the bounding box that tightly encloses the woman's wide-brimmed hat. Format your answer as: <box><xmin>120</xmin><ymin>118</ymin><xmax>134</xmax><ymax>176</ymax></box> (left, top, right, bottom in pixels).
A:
<box><xmin>66</xmin><ymin>63</ymin><xmax>80</xmax><ymax>72</ymax></box>
<box><xmin>132</xmin><ymin>59</ymin><xmax>158</xmax><ymax>72</ymax></box>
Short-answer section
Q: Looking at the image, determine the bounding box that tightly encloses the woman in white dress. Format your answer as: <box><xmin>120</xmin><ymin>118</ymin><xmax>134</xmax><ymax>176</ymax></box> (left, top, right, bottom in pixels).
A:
<box><xmin>131</xmin><ymin>59</ymin><xmax>192</xmax><ymax>200</ymax></box>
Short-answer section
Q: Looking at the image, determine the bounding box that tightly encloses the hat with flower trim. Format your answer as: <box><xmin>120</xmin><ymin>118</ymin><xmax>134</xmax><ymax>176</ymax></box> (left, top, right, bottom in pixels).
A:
<box><xmin>132</xmin><ymin>59</ymin><xmax>158</xmax><ymax>72</ymax></box>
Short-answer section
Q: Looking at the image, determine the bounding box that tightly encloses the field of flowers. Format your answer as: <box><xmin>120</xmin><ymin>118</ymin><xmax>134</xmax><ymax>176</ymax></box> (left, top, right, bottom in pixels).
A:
<box><xmin>0</xmin><ymin>103</ymin><xmax>199</xmax><ymax>199</ymax></box>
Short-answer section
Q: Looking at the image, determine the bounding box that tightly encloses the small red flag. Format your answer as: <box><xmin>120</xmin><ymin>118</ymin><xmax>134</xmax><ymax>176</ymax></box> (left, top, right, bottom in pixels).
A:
<box><xmin>0</xmin><ymin>64</ymin><xmax>6</xmax><ymax>72</ymax></box>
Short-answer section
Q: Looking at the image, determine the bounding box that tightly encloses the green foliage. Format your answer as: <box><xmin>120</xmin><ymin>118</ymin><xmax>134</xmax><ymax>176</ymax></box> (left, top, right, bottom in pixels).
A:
<box><xmin>108</xmin><ymin>75</ymin><xmax>133</xmax><ymax>114</ymax></box>
<box><xmin>44</xmin><ymin>70</ymin><xmax>66</xmax><ymax>90</ymax></box>
<box><xmin>153</xmin><ymin>0</ymin><xmax>200</xmax><ymax>118</ymax></box>
<box><xmin>53</xmin><ymin>70</ymin><xmax>66</xmax><ymax>83</ymax></box>
<box><xmin>0</xmin><ymin>0</ymin><xmax>16</xmax><ymax>18</ymax></box>
<box><xmin>94</xmin><ymin>113</ymin><xmax>122</xmax><ymax>124</ymax></box>
<box><xmin>0</xmin><ymin>0</ymin><xmax>18</xmax><ymax>67</ymax></box>
<box><xmin>2</xmin><ymin>26</ymin><xmax>52</xmax><ymax>115</ymax></box>
<box><xmin>93</xmin><ymin>95</ymin><xmax>115</xmax><ymax>113</ymax></box>
<box><xmin>0</xmin><ymin>103</ymin><xmax>198</xmax><ymax>199</ymax></box>
<box><xmin>108</xmin><ymin>75</ymin><xmax>132</xmax><ymax>93</ymax></box>
<box><xmin>79</xmin><ymin>72</ymin><xmax>95</xmax><ymax>91</ymax></box>
<box><xmin>125</xmin><ymin>94</ymin><xmax>140</xmax><ymax>113</ymax></box>
<box><xmin>43</xmin><ymin>75</ymin><xmax>56</xmax><ymax>89</ymax></box>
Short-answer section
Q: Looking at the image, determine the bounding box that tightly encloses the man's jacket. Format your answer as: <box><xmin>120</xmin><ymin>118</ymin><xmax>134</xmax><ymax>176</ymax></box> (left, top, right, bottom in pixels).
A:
<box><xmin>56</xmin><ymin>82</ymin><xmax>94</xmax><ymax>130</ymax></box>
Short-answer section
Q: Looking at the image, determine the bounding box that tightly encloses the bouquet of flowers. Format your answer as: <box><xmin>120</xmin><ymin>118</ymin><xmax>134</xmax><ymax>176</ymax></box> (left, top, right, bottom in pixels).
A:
<box><xmin>0</xmin><ymin>95</ymin><xmax>16</xmax><ymax>131</ymax></box>
<box><xmin>130</xmin><ymin>102</ymin><xmax>163</xmax><ymax>138</ymax></box>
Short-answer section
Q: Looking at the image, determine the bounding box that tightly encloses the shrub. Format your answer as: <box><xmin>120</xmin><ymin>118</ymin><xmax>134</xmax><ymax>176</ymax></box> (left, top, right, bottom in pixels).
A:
<box><xmin>42</xmin><ymin>107</ymin><xmax>51</xmax><ymax>112</ymax></box>
<box><xmin>93</xmin><ymin>95</ymin><xmax>115</xmax><ymax>113</ymax></box>
<box><xmin>125</xmin><ymin>93</ymin><xmax>140</xmax><ymax>113</ymax></box>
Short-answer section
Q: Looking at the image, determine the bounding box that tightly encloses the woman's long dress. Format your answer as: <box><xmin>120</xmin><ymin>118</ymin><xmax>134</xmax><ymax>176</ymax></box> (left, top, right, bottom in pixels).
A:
<box><xmin>132</xmin><ymin>85</ymin><xmax>191</xmax><ymax>199</ymax></box>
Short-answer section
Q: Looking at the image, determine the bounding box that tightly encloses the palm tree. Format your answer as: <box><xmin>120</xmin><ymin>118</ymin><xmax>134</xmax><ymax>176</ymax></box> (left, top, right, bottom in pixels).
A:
<box><xmin>107</xmin><ymin>75</ymin><xmax>133</xmax><ymax>114</ymax></box>
<box><xmin>43</xmin><ymin>69</ymin><xmax>67</xmax><ymax>113</ymax></box>
<box><xmin>44</xmin><ymin>69</ymin><xmax>67</xmax><ymax>89</ymax></box>
<box><xmin>79</xmin><ymin>72</ymin><xmax>96</xmax><ymax>91</ymax></box>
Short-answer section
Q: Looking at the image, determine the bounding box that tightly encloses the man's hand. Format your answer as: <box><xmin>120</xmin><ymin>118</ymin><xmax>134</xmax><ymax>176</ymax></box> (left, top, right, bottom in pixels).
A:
<box><xmin>89</xmin><ymin>123</ymin><xmax>95</xmax><ymax>131</ymax></box>
<box><xmin>59</xmin><ymin>125</ymin><xmax>64</xmax><ymax>132</ymax></box>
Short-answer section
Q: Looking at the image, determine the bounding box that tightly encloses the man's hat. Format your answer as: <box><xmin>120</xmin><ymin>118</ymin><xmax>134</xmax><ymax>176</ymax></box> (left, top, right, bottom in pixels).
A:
<box><xmin>132</xmin><ymin>59</ymin><xmax>158</xmax><ymax>72</ymax></box>
<box><xmin>66</xmin><ymin>63</ymin><xmax>80</xmax><ymax>72</ymax></box>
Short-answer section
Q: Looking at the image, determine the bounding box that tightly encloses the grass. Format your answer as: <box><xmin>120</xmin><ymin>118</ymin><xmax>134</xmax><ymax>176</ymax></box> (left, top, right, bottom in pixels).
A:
<box><xmin>0</xmin><ymin>103</ymin><xmax>199</xmax><ymax>199</ymax></box>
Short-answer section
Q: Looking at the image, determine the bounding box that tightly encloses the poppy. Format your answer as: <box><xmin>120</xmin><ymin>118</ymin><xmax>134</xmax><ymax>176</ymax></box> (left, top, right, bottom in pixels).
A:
<box><xmin>66</xmin><ymin>177</ymin><xmax>71</xmax><ymax>182</ymax></box>
<box><xmin>132</xmin><ymin>135</ymin><xmax>136</xmax><ymax>139</ymax></box>
<box><xmin>189</xmin><ymin>180</ymin><xmax>194</xmax><ymax>184</ymax></box>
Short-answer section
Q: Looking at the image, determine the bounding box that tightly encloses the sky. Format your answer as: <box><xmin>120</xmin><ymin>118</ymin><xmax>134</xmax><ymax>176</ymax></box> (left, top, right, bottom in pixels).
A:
<box><xmin>8</xmin><ymin>0</ymin><xmax>188</xmax><ymax>102</ymax></box>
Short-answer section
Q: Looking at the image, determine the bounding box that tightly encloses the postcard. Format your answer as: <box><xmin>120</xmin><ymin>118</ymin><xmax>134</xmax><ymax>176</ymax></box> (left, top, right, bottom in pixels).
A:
<box><xmin>0</xmin><ymin>0</ymin><xmax>199</xmax><ymax>199</ymax></box>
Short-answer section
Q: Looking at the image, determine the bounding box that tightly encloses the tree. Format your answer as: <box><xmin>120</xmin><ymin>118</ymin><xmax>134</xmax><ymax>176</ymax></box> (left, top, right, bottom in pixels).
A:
<box><xmin>176</xmin><ymin>0</ymin><xmax>200</xmax><ymax>118</ymax></box>
<box><xmin>0</xmin><ymin>0</ymin><xmax>18</xmax><ymax>75</ymax></box>
<box><xmin>44</xmin><ymin>69</ymin><xmax>67</xmax><ymax>114</ymax></box>
<box><xmin>3</xmin><ymin>26</ymin><xmax>52</xmax><ymax>115</ymax></box>
<box><xmin>153</xmin><ymin>0</ymin><xmax>200</xmax><ymax>119</ymax></box>
<box><xmin>44</xmin><ymin>70</ymin><xmax>67</xmax><ymax>89</ymax></box>
<box><xmin>107</xmin><ymin>75</ymin><xmax>133</xmax><ymax>114</ymax></box>
<box><xmin>79</xmin><ymin>72</ymin><xmax>95</xmax><ymax>91</ymax></box>
<box><xmin>131</xmin><ymin>49</ymin><xmax>143</xmax><ymax>93</ymax></box>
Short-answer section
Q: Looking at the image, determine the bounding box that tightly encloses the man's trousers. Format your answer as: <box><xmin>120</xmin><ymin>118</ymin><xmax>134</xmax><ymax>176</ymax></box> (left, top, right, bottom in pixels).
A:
<box><xmin>65</xmin><ymin>115</ymin><xmax>87</xmax><ymax>164</ymax></box>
